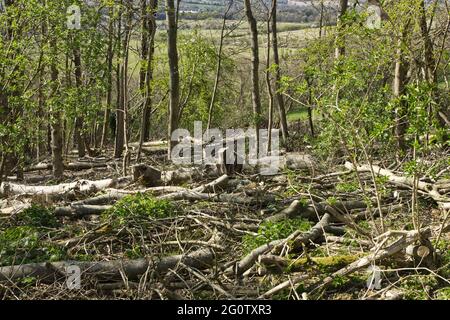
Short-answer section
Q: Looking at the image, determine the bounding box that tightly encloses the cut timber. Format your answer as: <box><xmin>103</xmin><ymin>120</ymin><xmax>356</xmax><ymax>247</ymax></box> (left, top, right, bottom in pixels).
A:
<box><xmin>24</xmin><ymin>162</ymin><xmax>108</xmax><ymax>172</ymax></box>
<box><xmin>345</xmin><ymin>162</ymin><xmax>450</xmax><ymax>208</ymax></box>
<box><xmin>259</xmin><ymin>254</ymin><xmax>359</xmax><ymax>274</ymax></box>
<box><xmin>159</xmin><ymin>190</ymin><xmax>274</xmax><ymax>206</ymax></box>
<box><xmin>228</xmin><ymin>213</ymin><xmax>332</xmax><ymax>277</ymax></box>
<box><xmin>54</xmin><ymin>205</ymin><xmax>112</xmax><ymax>218</ymax></box>
<box><xmin>72</xmin><ymin>186</ymin><xmax>186</xmax><ymax>206</ymax></box>
<box><xmin>316</xmin><ymin>228</ymin><xmax>432</xmax><ymax>290</ymax></box>
<box><xmin>193</xmin><ymin>174</ymin><xmax>229</xmax><ymax>193</ymax></box>
<box><xmin>132</xmin><ymin>164</ymin><xmax>162</xmax><ymax>187</ymax></box>
<box><xmin>0</xmin><ymin>242</ymin><xmax>217</xmax><ymax>282</ymax></box>
<box><xmin>0</xmin><ymin>177</ymin><xmax>132</xmax><ymax>197</ymax></box>
<box><xmin>265</xmin><ymin>199</ymin><xmax>367</xmax><ymax>222</ymax></box>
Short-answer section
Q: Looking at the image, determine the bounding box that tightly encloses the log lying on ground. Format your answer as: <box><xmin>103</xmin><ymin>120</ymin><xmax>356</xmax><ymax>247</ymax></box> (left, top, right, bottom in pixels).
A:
<box><xmin>159</xmin><ymin>190</ymin><xmax>275</xmax><ymax>206</ymax></box>
<box><xmin>259</xmin><ymin>254</ymin><xmax>359</xmax><ymax>274</ymax></box>
<box><xmin>72</xmin><ymin>186</ymin><xmax>186</xmax><ymax>206</ymax></box>
<box><xmin>315</xmin><ymin>228</ymin><xmax>432</xmax><ymax>290</ymax></box>
<box><xmin>54</xmin><ymin>205</ymin><xmax>112</xmax><ymax>218</ymax></box>
<box><xmin>227</xmin><ymin>213</ymin><xmax>332</xmax><ymax>277</ymax></box>
<box><xmin>260</xmin><ymin>228</ymin><xmax>431</xmax><ymax>299</ymax></box>
<box><xmin>265</xmin><ymin>199</ymin><xmax>367</xmax><ymax>222</ymax></box>
<box><xmin>132</xmin><ymin>164</ymin><xmax>162</xmax><ymax>187</ymax></box>
<box><xmin>0</xmin><ymin>243</ymin><xmax>216</xmax><ymax>282</ymax></box>
<box><xmin>193</xmin><ymin>174</ymin><xmax>229</xmax><ymax>193</ymax></box>
<box><xmin>0</xmin><ymin>176</ymin><xmax>132</xmax><ymax>197</ymax></box>
<box><xmin>24</xmin><ymin>162</ymin><xmax>109</xmax><ymax>172</ymax></box>
<box><xmin>345</xmin><ymin>162</ymin><xmax>450</xmax><ymax>209</ymax></box>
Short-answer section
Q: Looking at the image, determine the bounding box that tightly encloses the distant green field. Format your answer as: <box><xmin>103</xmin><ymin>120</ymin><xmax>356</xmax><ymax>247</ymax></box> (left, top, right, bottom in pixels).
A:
<box><xmin>287</xmin><ymin>108</ymin><xmax>309</xmax><ymax>122</ymax></box>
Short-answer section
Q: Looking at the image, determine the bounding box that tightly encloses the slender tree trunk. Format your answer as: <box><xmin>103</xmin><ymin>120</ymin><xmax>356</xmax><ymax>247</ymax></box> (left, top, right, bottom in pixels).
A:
<box><xmin>271</xmin><ymin>0</ymin><xmax>289</xmax><ymax>142</ymax></box>
<box><xmin>265</xmin><ymin>5</ymin><xmax>274</xmax><ymax>154</ymax></box>
<box><xmin>122</xmin><ymin>0</ymin><xmax>132</xmax><ymax>175</ymax></box>
<box><xmin>335</xmin><ymin>0</ymin><xmax>348</xmax><ymax>60</ymax></box>
<box><xmin>73</xmin><ymin>43</ymin><xmax>86</xmax><ymax>158</ymax></box>
<box><xmin>319</xmin><ymin>0</ymin><xmax>324</xmax><ymax>38</ymax></box>
<box><xmin>244</xmin><ymin>0</ymin><xmax>262</xmax><ymax>156</ymax></box>
<box><xmin>138</xmin><ymin>0</ymin><xmax>157</xmax><ymax>161</ymax></box>
<box><xmin>114</xmin><ymin>4</ymin><xmax>124</xmax><ymax>159</ymax></box>
<box><xmin>207</xmin><ymin>0</ymin><xmax>233</xmax><ymax>130</ymax></box>
<box><xmin>166</xmin><ymin>0</ymin><xmax>181</xmax><ymax>159</ymax></box>
<box><xmin>48</xmin><ymin>6</ymin><xmax>64</xmax><ymax>178</ymax></box>
<box><xmin>101</xmin><ymin>6</ymin><xmax>115</xmax><ymax>150</ymax></box>
<box><xmin>393</xmin><ymin>23</ymin><xmax>411</xmax><ymax>154</ymax></box>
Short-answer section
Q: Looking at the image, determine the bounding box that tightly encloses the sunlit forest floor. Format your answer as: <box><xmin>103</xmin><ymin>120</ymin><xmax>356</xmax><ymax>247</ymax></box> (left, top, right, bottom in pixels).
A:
<box><xmin>1</xmin><ymin>126</ymin><xmax>449</xmax><ymax>300</ymax></box>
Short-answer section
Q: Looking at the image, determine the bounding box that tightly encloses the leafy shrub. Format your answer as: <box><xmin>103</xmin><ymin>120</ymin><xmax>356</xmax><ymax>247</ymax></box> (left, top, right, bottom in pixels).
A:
<box><xmin>15</xmin><ymin>205</ymin><xmax>58</xmax><ymax>228</ymax></box>
<box><xmin>242</xmin><ymin>219</ymin><xmax>312</xmax><ymax>254</ymax></box>
<box><xmin>103</xmin><ymin>194</ymin><xmax>175</xmax><ymax>225</ymax></box>
<box><xmin>0</xmin><ymin>226</ymin><xmax>66</xmax><ymax>267</ymax></box>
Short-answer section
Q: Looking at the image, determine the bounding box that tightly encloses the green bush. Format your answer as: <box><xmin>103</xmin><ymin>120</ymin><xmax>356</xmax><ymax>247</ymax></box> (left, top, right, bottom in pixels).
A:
<box><xmin>0</xmin><ymin>226</ymin><xmax>66</xmax><ymax>267</ymax></box>
<box><xmin>242</xmin><ymin>219</ymin><xmax>312</xmax><ymax>254</ymax></box>
<box><xmin>103</xmin><ymin>194</ymin><xmax>175</xmax><ymax>225</ymax></box>
<box><xmin>15</xmin><ymin>205</ymin><xmax>58</xmax><ymax>228</ymax></box>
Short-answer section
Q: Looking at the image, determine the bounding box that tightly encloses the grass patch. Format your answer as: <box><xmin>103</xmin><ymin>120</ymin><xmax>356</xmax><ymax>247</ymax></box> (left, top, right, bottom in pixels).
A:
<box><xmin>287</xmin><ymin>108</ymin><xmax>309</xmax><ymax>122</ymax></box>
<box><xmin>15</xmin><ymin>205</ymin><xmax>59</xmax><ymax>228</ymax></box>
<box><xmin>103</xmin><ymin>194</ymin><xmax>175</xmax><ymax>226</ymax></box>
<box><xmin>242</xmin><ymin>218</ymin><xmax>312</xmax><ymax>254</ymax></box>
<box><xmin>0</xmin><ymin>226</ymin><xmax>66</xmax><ymax>267</ymax></box>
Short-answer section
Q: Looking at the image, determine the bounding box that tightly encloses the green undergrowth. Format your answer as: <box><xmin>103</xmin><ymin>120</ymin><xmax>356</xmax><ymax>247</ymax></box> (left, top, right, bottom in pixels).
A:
<box><xmin>0</xmin><ymin>226</ymin><xmax>66</xmax><ymax>267</ymax></box>
<box><xmin>242</xmin><ymin>218</ymin><xmax>313</xmax><ymax>255</ymax></box>
<box><xmin>102</xmin><ymin>194</ymin><xmax>175</xmax><ymax>226</ymax></box>
<box><xmin>14</xmin><ymin>205</ymin><xmax>59</xmax><ymax>228</ymax></box>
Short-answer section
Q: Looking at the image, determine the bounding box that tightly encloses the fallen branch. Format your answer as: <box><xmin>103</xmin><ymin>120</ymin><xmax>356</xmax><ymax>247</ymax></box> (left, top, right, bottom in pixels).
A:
<box><xmin>0</xmin><ymin>177</ymin><xmax>132</xmax><ymax>197</ymax></box>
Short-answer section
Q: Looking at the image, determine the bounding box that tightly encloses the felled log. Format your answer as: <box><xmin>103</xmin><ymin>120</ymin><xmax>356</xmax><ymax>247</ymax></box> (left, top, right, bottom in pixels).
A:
<box><xmin>0</xmin><ymin>176</ymin><xmax>132</xmax><ymax>197</ymax></box>
<box><xmin>259</xmin><ymin>254</ymin><xmax>359</xmax><ymax>274</ymax></box>
<box><xmin>159</xmin><ymin>190</ymin><xmax>274</xmax><ymax>206</ymax></box>
<box><xmin>23</xmin><ymin>162</ymin><xmax>109</xmax><ymax>172</ymax></box>
<box><xmin>316</xmin><ymin>228</ymin><xmax>432</xmax><ymax>290</ymax></box>
<box><xmin>0</xmin><ymin>244</ymin><xmax>216</xmax><ymax>282</ymax></box>
<box><xmin>193</xmin><ymin>174</ymin><xmax>229</xmax><ymax>193</ymax></box>
<box><xmin>228</xmin><ymin>213</ymin><xmax>332</xmax><ymax>278</ymax></box>
<box><xmin>132</xmin><ymin>164</ymin><xmax>162</xmax><ymax>187</ymax></box>
<box><xmin>265</xmin><ymin>199</ymin><xmax>367</xmax><ymax>222</ymax></box>
<box><xmin>72</xmin><ymin>186</ymin><xmax>186</xmax><ymax>206</ymax></box>
<box><xmin>345</xmin><ymin>162</ymin><xmax>450</xmax><ymax>208</ymax></box>
<box><xmin>54</xmin><ymin>205</ymin><xmax>112</xmax><ymax>218</ymax></box>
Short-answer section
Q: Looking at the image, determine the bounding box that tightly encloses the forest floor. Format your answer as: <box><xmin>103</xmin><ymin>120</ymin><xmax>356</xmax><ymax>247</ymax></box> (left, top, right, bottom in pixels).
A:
<box><xmin>0</xmin><ymin>141</ymin><xmax>449</xmax><ymax>300</ymax></box>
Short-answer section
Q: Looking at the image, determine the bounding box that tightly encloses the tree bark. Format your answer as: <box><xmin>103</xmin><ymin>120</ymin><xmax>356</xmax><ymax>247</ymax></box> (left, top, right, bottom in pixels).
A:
<box><xmin>166</xmin><ymin>0</ymin><xmax>181</xmax><ymax>159</ymax></box>
<box><xmin>100</xmin><ymin>6</ymin><xmax>115</xmax><ymax>150</ymax></box>
<box><xmin>271</xmin><ymin>0</ymin><xmax>289</xmax><ymax>142</ymax></box>
<box><xmin>244</xmin><ymin>0</ymin><xmax>262</xmax><ymax>156</ymax></box>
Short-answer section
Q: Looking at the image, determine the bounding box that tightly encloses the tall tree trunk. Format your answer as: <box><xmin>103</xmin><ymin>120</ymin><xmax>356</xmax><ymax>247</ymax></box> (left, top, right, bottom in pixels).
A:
<box><xmin>244</xmin><ymin>0</ymin><xmax>262</xmax><ymax>156</ymax></box>
<box><xmin>138</xmin><ymin>0</ymin><xmax>157</xmax><ymax>161</ymax></box>
<box><xmin>393</xmin><ymin>22</ymin><xmax>411</xmax><ymax>154</ymax></box>
<box><xmin>271</xmin><ymin>0</ymin><xmax>289</xmax><ymax>142</ymax></box>
<box><xmin>166</xmin><ymin>0</ymin><xmax>181</xmax><ymax>159</ymax></box>
<box><xmin>100</xmin><ymin>6</ymin><xmax>115</xmax><ymax>150</ymax></box>
<box><xmin>207</xmin><ymin>0</ymin><xmax>233</xmax><ymax>130</ymax></box>
<box><xmin>265</xmin><ymin>4</ymin><xmax>274</xmax><ymax>154</ymax></box>
<box><xmin>335</xmin><ymin>0</ymin><xmax>348</xmax><ymax>60</ymax></box>
<box><xmin>114</xmin><ymin>4</ymin><xmax>124</xmax><ymax>159</ymax></box>
<box><xmin>122</xmin><ymin>0</ymin><xmax>132</xmax><ymax>175</ymax></box>
<box><xmin>418</xmin><ymin>0</ymin><xmax>445</xmax><ymax>129</ymax></box>
<box><xmin>319</xmin><ymin>0</ymin><xmax>324</xmax><ymax>38</ymax></box>
<box><xmin>73</xmin><ymin>44</ymin><xmax>86</xmax><ymax>158</ymax></box>
<box><xmin>48</xmin><ymin>4</ymin><xmax>64</xmax><ymax>178</ymax></box>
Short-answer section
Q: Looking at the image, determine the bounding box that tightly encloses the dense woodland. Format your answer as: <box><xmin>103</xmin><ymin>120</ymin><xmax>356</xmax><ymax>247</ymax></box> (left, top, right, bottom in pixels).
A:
<box><xmin>0</xmin><ymin>0</ymin><xmax>449</xmax><ymax>300</ymax></box>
